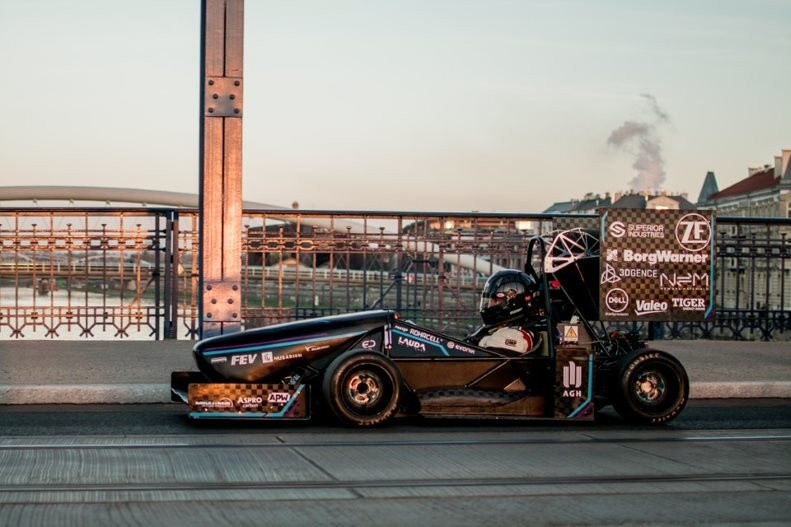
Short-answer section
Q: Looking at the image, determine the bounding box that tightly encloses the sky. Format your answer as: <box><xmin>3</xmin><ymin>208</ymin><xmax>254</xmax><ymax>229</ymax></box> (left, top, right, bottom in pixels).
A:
<box><xmin>0</xmin><ymin>0</ymin><xmax>789</xmax><ymax>213</ymax></box>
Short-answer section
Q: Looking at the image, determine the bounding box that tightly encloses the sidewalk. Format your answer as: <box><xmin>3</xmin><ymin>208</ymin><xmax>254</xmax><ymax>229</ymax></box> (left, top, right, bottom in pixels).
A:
<box><xmin>0</xmin><ymin>339</ymin><xmax>790</xmax><ymax>404</ymax></box>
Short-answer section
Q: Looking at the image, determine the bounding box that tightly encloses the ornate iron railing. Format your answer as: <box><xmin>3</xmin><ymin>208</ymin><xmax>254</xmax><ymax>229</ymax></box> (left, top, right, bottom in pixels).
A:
<box><xmin>1</xmin><ymin>208</ymin><xmax>789</xmax><ymax>340</ymax></box>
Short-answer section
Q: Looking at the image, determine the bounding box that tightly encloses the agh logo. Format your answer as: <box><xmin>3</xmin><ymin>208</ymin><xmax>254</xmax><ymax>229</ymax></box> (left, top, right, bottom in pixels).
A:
<box><xmin>267</xmin><ymin>392</ymin><xmax>291</xmax><ymax>404</ymax></box>
<box><xmin>675</xmin><ymin>213</ymin><xmax>711</xmax><ymax>252</ymax></box>
<box><xmin>609</xmin><ymin>221</ymin><xmax>626</xmax><ymax>238</ymax></box>
<box><xmin>562</xmin><ymin>361</ymin><xmax>583</xmax><ymax>397</ymax></box>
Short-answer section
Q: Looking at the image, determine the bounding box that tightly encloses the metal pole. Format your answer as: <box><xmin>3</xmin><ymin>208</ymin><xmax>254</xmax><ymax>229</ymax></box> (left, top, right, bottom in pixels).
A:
<box><xmin>199</xmin><ymin>0</ymin><xmax>244</xmax><ymax>338</ymax></box>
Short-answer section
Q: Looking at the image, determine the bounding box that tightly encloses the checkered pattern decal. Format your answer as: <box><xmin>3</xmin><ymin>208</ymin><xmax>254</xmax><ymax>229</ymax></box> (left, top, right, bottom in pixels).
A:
<box><xmin>600</xmin><ymin>209</ymin><xmax>715</xmax><ymax>321</ymax></box>
<box><xmin>188</xmin><ymin>383</ymin><xmax>307</xmax><ymax>418</ymax></box>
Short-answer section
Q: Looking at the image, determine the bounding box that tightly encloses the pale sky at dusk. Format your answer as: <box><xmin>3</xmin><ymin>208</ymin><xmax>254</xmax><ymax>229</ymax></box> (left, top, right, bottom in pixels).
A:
<box><xmin>0</xmin><ymin>0</ymin><xmax>789</xmax><ymax>213</ymax></box>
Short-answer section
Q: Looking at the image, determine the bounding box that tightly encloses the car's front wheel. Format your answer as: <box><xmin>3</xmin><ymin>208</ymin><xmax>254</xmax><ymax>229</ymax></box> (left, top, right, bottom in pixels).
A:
<box><xmin>322</xmin><ymin>352</ymin><xmax>402</xmax><ymax>427</ymax></box>
<box><xmin>611</xmin><ymin>349</ymin><xmax>689</xmax><ymax>425</ymax></box>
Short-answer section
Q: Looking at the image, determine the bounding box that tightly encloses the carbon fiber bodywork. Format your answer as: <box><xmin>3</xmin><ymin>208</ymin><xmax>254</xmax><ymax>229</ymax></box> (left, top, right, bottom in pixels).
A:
<box><xmin>172</xmin><ymin>310</ymin><xmax>596</xmax><ymax>422</ymax></box>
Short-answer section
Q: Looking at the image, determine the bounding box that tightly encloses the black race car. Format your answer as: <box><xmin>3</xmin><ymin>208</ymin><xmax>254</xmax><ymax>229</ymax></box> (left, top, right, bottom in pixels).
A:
<box><xmin>171</xmin><ymin>229</ymin><xmax>689</xmax><ymax>426</ymax></box>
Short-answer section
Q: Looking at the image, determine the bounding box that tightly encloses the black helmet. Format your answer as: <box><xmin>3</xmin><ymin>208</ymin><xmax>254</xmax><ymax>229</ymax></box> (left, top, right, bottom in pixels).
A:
<box><xmin>479</xmin><ymin>270</ymin><xmax>539</xmax><ymax>326</ymax></box>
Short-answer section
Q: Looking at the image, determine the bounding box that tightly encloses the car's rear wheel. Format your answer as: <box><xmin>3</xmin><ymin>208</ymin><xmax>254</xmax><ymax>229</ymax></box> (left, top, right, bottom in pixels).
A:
<box><xmin>322</xmin><ymin>352</ymin><xmax>402</xmax><ymax>427</ymax></box>
<box><xmin>611</xmin><ymin>349</ymin><xmax>688</xmax><ymax>425</ymax></box>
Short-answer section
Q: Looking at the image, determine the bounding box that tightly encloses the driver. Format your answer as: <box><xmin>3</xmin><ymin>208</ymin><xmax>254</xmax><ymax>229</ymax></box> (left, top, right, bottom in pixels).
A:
<box><xmin>466</xmin><ymin>269</ymin><xmax>543</xmax><ymax>354</ymax></box>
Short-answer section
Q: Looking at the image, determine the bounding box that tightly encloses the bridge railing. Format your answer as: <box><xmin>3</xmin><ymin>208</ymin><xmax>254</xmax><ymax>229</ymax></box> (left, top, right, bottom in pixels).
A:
<box><xmin>1</xmin><ymin>208</ymin><xmax>789</xmax><ymax>340</ymax></box>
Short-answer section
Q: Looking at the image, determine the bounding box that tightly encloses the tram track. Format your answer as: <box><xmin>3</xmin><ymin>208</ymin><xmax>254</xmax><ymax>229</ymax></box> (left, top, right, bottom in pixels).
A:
<box><xmin>0</xmin><ymin>471</ymin><xmax>789</xmax><ymax>496</ymax></box>
<box><xmin>0</xmin><ymin>430</ymin><xmax>789</xmax><ymax>451</ymax></box>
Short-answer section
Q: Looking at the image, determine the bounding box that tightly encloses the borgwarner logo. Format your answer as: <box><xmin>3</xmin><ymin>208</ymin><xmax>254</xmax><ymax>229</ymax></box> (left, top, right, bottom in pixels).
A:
<box><xmin>675</xmin><ymin>213</ymin><xmax>711</xmax><ymax>252</ymax></box>
<box><xmin>605</xmin><ymin>288</ymin><xmax>629</xmax><ymax>313</ymax></box>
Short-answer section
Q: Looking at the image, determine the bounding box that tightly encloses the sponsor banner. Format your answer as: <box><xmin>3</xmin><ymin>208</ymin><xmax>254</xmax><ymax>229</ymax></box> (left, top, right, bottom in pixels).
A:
<box><xmin>600</xmin><ymin>209</ymin><xmax>715</xmax><ymax>321</ymax></box>
<box><xmin>188</xmin><ymin>383</ymin><xmax>307</xmax><ymax>418</ymax></box>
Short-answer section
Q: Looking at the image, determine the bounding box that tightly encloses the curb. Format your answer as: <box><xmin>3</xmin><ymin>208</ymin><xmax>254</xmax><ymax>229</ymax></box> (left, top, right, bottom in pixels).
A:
<box><xmin>691</xmin><ymin>382</ymin><xmax>791</xmax><ymax>399</ymax></box>
<box><xmin>2</xmin><ymin>382</ymin><xmax>791</xmax><ymax>405</ymax></box>
<box><xmin>0</xmin><ymin>384</ymin><xmax>170</xmax><ymax>404</ymax></box>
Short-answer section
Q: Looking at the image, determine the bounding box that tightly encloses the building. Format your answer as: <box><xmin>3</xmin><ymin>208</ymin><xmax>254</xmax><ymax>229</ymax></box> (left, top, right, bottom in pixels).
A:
<box><xmin>697</xmin><ymin>149</ymin><xmax>791</xmax><ymax>217</ymax></box>
<box><xmin>544</xmin><ymin>191</ymin><xmax>693</xmax><ymax>213</ymax></box>
<box><xmin>695</xmin><ymin>149</ymin><xmax>791</xmax><ymax>314</ymax></box>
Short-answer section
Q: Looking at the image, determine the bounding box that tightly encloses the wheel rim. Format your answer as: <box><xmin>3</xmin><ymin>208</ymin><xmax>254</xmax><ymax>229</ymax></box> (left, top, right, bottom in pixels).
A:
<box><xmin>633</xmin><ymin>369</ymin><xmax>667</xmax><ymax>405</ymax></box>
<box><xmin>344</xmin><ymin>369</ymin><xmax>385</xmax><ymax>410</ymax></box>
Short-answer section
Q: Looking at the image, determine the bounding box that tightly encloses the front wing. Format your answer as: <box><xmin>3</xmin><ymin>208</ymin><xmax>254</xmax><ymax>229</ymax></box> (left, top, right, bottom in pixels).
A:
<box><xmin>184</xmin><ymin>381</ymin><xmax>309</xmax><ymax>420</ymax></box>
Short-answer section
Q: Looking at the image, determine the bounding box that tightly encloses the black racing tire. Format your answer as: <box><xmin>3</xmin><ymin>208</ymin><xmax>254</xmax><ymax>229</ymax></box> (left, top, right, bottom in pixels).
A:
<box><xmin>611</xmin><ymin>349</ymin><xmax>689</xmax><ymax>425</ymax></box>
<box><xmin>322</xmin><ymin>351</ymin><xmax>402</xmax><ymax>427</ymax></box>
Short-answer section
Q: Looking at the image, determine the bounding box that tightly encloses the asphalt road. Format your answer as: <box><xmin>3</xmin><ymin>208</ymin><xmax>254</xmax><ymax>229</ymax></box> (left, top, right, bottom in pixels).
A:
<box><xmin>1</xmin><ymin>400</ymin><xmax>790</xmax><ymax>526</ymax></box>
<box><xmin>1</xmin><ymin>399</ymin><xmax>791</xmax><ymax>435</ymax></box>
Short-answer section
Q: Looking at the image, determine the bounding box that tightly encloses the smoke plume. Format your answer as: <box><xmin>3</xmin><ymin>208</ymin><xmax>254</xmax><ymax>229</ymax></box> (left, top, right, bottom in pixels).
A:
<box><xmin>607</xmin><ymin>94</ymin><xmax>670</xmax><ymax>191</ymax></box>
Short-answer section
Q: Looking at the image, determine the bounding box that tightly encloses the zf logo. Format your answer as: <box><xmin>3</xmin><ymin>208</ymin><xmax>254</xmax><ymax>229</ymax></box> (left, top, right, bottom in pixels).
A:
<box><xmin>675</xmin><ymin>213</ymin><xmax>711</xmax><ymax>252</ymax></box>
<box><xmin>562</xmin><ymin>361</ymin><xmax>583</xmax><ymax>398</ymax></box>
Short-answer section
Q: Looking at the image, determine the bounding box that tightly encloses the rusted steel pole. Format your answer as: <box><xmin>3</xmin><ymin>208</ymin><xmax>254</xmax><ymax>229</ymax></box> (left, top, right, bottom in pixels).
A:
<box><xmin>199</xmin><ymin>0</ymin><xmax>244</xmax><ymax>338</ymax></box>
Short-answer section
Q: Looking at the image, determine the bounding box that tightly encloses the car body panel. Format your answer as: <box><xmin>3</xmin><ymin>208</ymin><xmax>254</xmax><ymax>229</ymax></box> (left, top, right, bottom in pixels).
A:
<box><xmin>176</xmin><ymin>309</ymin><xmax>595</xmax><ymax>422</ymax></box>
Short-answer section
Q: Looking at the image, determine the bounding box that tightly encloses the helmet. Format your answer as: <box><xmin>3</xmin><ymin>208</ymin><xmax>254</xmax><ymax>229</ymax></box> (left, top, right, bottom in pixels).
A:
<box><xmin>479</xmin><ymin>270</ymin><xmax>540</xmax><ymax>326</ymax></box>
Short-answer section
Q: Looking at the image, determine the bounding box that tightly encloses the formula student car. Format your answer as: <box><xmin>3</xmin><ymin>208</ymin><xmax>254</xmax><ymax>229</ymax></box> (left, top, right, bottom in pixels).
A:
<box><xmin>171</xmin><ymin>229</ymin><xmax>689</xmax><ymax>426</ymax></box>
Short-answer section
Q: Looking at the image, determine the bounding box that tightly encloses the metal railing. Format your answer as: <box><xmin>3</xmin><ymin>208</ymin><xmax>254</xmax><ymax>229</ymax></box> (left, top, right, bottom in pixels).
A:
<box><xmin>1</xmin><ymin>208</ymin><xmax>789</xmax><ymax>340</ymax></box>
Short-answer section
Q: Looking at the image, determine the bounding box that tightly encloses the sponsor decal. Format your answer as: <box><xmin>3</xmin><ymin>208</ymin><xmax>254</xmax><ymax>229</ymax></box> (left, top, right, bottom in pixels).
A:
<box><xmin>562</xmin><ymin>361</ymin><xmax>583</xmax><ymax>397</ymax></box>
<box><xmin>231</xmin><ymin>354</ymin><xmax>257</xmax><ymax>366</ymax></box>
<box><xmin>626</xmin><ymin>223</ymin><xmax>665</xmax><ymax>239</ymax></box>
<box><xmin>210</xmin><ymin>357</ymin><xmax>227</xmax><ymax>364</ymax></box>
<box><xmin>605</xmin><ymin>288</ymin><xmax>629</xmax><ymax>313</ymax></box>
<box><xmin>660</xmin><ymin>272</ymin><xmax>709</xmax><ymax>289</ymax></box>
<box><xmin>261</xmin><ymin>352</ymin><xmax>274</xmax><ymax>363</ymax></box>
<box><xmin>194</xmin><ymin>398</ymin><xmax>234</xmax><ymax>410</ymax></box>
<box><xmin>406</xmin><ymin>327</ymin><xmax>442</xmax><ymax>344</ymax></box>
<box><xmin>267</xmin><ymin>392</ymin><xmax>291</xmax><ymax>404</ymax></box>
<box><xmin>623</xmin><ymin>249</ymin><xmax>709</xmax><ymax>266</ymax></box>
<box><xmin>236</xmin><ymin>396</ymin><xmax>263</xmax><ymax>410</ymax></box>
<box><xmin>635</xmin><ymin>299</ymin><xmax>668</xmax><ymax>316</ymax></box>
<box><xmin>394</xmin><ymin>324</ymin><xmax>410</xmax><ymax>332</ymax></box>
<box><xmin>306</xmin><ymin>344</ymin><xmax>330</xmax><ymax>352</ymax></box>
<box><xmin>675</xmin><ymin>213</ymin><xmax>711</xmax><ymax>252</ymax></box>
<box><xmin>600</xmin><ymin>264</ymin><xmax>620</xmax><ymax>284</ymax></box>
<box><xmin>609</xmin><ymin>221</ymin><xmax>665</xmax><ymax>239</ymax></box>
<box><xmin>505</xmin><ymin>338</ymin><xmax>518</xmax><ymax>347</ymax></box>
<box><xmin>671</xmin><ymin>297</ymin><xmax>706</xmax><ymax>310</ymax></box>
<box><xmin>606</xmin><ymin>248</ymin><xmax>619</xmax><ymax>262</ymax></box>
<box><xmin>447</xmin><ymin>341</ymin><xmax>476</xmax><ymax>355</ymax></box>
<box><xmin>276</xmin><ymin>352</ymin><xmax>303</xmax><ymax>362</ymax></box>
<box><xmin>618</xmin><ymin>268</ymin><xmax>657</xmax><ymax>278</ymax></box>
<box><xmin>361</xmin><ymin>339</ymin><xmax>377</xmax><ymax>349</ymax></box>
<box><xmin>609</xmin><ymin>221</ymin><xmax>626</xmax><ymax>238</ymax></box>
<box><xmin>398</xmin><ymin>336</ymin><xmax>426</xmax><ymax>352</ymax></box>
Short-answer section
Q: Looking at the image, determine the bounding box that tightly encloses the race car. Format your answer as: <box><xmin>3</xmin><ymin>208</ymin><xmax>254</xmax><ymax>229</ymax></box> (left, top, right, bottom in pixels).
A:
<box><xmin>171</xmin><ymin>229</ymin><xmax>689</xmax><ymax>426</ymax></box>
